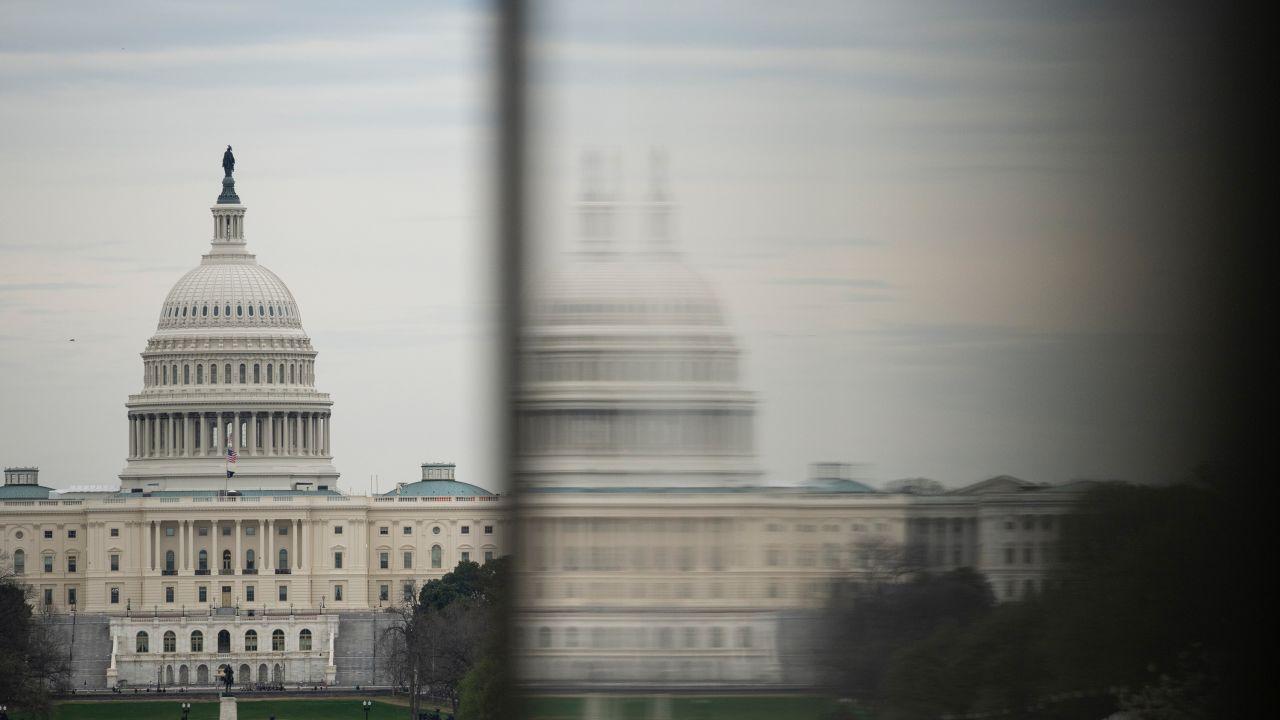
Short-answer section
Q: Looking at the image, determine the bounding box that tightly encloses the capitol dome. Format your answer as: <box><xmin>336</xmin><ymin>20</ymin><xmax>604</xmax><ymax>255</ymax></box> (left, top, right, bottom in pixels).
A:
<box><xmin>120</xmin><ymin>155</ymin><xmax>338</xmax><ymax>493</ymax></box>
<box><xmin>157</xmin><ymin>261</ymin><xmax>303</xmax><ymax>333</ymax></box>
<box><xmin>536</xmin><ymin>254</ymin><xmax>726</xmax><ymax>329</ymax></box>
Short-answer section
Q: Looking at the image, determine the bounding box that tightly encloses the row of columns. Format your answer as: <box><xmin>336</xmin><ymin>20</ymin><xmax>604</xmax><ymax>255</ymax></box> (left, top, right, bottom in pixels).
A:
<box><xmin>147</xmin><ymin>518</ymin><xmax>310</xmax><ymax>573</ymax></box>
<box><xmin>128</xmin><ymin>411</ymin><xmax>331</xmax><ymax>460</ymax></box>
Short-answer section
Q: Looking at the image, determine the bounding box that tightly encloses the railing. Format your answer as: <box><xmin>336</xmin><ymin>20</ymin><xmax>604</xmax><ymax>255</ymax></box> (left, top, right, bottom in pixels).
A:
<box><xmin>272</xmin><ymin>496</ymin><xmax>293</xmax><ymax>502</ymax></box>
<box><xmin>195</xmin><ymin>569</ymin><xmax>211</xmax><ymax>576</ymax></box>
<box><xmin>274</xmin><ymin>569</ymin><xmax>292</xmax><ymax>575</ymax></box>
<box><xmin>219</xmin><ymin>569</ymin><xmax>235</xmax><ymax>575</ymax></box>
<box><xmin>162</xmin><ymin>569</ymin><xmax>178</xmax><ymax>576</ymax></box>
<box><xmin>242</xmin><ymin>568</ymin><xmax>258</xmax><ymax>575</ymax></box>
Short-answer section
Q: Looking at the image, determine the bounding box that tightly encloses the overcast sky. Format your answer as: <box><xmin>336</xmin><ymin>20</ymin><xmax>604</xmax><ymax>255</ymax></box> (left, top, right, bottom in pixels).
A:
<box><xmin>0</xmin><ymin>1</ymin><xmax>1222</xmax><ymax>493</ymax></box>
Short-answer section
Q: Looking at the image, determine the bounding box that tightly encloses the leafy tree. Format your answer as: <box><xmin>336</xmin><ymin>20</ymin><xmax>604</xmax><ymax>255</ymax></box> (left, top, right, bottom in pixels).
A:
<box><xmin>0</xmin><ymin>553</ymin><xmax>70</xmax><ymax>718</ymax></box>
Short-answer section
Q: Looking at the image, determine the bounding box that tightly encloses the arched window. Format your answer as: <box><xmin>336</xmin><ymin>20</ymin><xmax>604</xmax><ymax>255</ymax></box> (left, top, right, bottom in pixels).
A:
<box><xmin>225</xmin><ymin>364</ymin><xmax>232</xmax><ymax>383</ymax></box>
<box><xmin>217</xmin><ymin>630</ymin><xmax>231</xmax><ymax>653</ymax></box>
<box><xmin>198</xmin><ymin>549</ymin><xmax>208</xmax><ymax>571</ymax></box>
<box><xmin>211</xmin><ymin>364</ymin><xmax>218</xmax><ymax>384</ymax></box>
<box><xmin>183</xmin><ymin>306</ymin><xmax>189</xmax><ymax>317</ymax></box>
<box><xmin>279</xmin><ymin>548</ymin><xmax>289</xmax><ymax>569</ymax></box>
<box><xmin>224</xmin><ymin>304</ymin><xmax>231</xmax><ymax>316</ymax></box>
<box><xmin>191</xmin><ymin>630</ymin><xmax>204</xmax><ymax>652</ymax></box>
<box><xmin>246</xmin><ymin>549</ymin><xmax>256</xmax><ymax>571</ymax></box>
<box><xmin>213</xmin><ymin>305</ymin><xmax>219</xmax><ymax>316</ymax></box>
<box><xmin>248</xmin><ymin>305</ymin><xmax>253</xmax><ymax>316</ymax></box>
<box><xmin>222</xmin><ymin>549</ymin><xmax>232</xmax><ymax>571</ymax></box>
<box><xmin>172</xmin><ymin>364</ymin><xmax>178</xmax><ymax>384</ymax></box>
<box><xmin>431</xmin><ymin>545</ymin><xmax>442</xmax><ymax>569</ymax></box>
<box><xmin>196</xmin><ymin>364</ymin><xmax>203</xmax><ymax>384</ymax></box>
<box><xmin>289</xmin><ymin>364</ymin><xmax>295</xmax><ymax>384</ymax></box>
<box><xmin>239</xmin><ymin>364</ymin><xmax>246</xmax><ymax>383</ymax></box>
<box><xmin>253</xmin><ymin>364</ymin><xmax>260</xmax><ymax>383</ymax></box>
<box><xmin>197</xmin><ymin>665</ymin><xmax>209</xmax><ymax>684</ymax></box>
<box><xmin>13</xmin><ymin>549</ymin><xmax>24</xmax><ymax>574</ymax></box>
<box><xmin>272</xmin><ymin>629</ymin><xmax>285</xmax><ymax>652</ymax></box>
<box><xmin>183</xmin><ymin>365</ymin><xmax>190</xmax><ymax>384</ymax></box>
<box><xmin>267</xmin><ymin>364</ymin><xmax>273</xmax><ymax>383</ymax></box>
<box><xmin>136</xmin><ymin>631</ymin><xmax>150</xmax><ymax>653</ymax></box>
<box><xmin>299</xmin><ymin>629</ymin><xmax>312</xmax><ymax>651</ymax></box>
<box><xmin>111</xmin><ymin>587</ymin><xmax>119</xmax><ymax>604</ymax></box>
<box><xmin>269</xmin><ymin>306</ymin><xmax>274</xmax><ymax>317</ymax></box>
<box><xmin>259</xmin><ymin>305</ymin><xmax>265</xmax><ymax>317</ymax></box>
<box><xmin>165</xmin><ymin>550</ymin><xmax>175</xmax><ymax>572</ymax></box>
<box><xmin>244</xmin><ymin>630</ymin><xmax>257</xmax><ymax>652</ymax></box>
<box><xmin>162</xmin><ymin>366</ymin><xmax>168</xmax><ymax>385</ymax></box>
<box><xmin>237</xmin><ymin>304</ymin><xmax>243</xmax><ymax>317</ymax></box>
<box><xmin>202</xmin><ymin>305</ymin><xmax>208</xmax><ymax>316</ymax></box>
<box><xmin>163</xmin><ymin>631</ymin><xmax>176</xmax><ymax>653</ymax></box>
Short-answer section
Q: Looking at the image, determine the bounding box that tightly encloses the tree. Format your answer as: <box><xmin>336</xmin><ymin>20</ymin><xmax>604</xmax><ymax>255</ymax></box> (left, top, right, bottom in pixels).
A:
<box><xmin>0</xmin><ymin>553</ymin><xmax>70</xmax><ymax>718</ymax></box>
<box><xmin>382</xmin><ymin>556</ymin><xmax>513</xmax><ymax>719</ymax></box>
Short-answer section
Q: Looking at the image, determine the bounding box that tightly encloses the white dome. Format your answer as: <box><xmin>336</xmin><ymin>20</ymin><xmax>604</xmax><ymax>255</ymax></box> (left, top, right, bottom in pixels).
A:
<box><xmin>156</xmin><ymin>259</ymin><xmax>302</xmax><ymax>331</ymax></box>
<box><xmin>536</xmin><ymin>255</ymin><xmax>726</xmax><ymax>328</ymax></box>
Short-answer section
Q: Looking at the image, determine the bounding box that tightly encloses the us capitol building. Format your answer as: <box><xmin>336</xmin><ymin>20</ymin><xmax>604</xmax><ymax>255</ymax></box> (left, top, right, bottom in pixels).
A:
<box><xmin>0</xmin><ymin>156</ymin><xmax>507</xmax><ymax>690</ymax></box>
<box><xmin>2</xmin><ymin>151</ymin><xmax>1087</xmax><ymax>692</ymax></box>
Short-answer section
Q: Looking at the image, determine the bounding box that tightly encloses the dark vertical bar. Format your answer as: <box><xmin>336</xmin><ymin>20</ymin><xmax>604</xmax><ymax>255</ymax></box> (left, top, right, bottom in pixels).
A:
<box><xmin>495</xmin><ymin>0</ymin><xmax>525</xmax><ymax>712</ymax></box>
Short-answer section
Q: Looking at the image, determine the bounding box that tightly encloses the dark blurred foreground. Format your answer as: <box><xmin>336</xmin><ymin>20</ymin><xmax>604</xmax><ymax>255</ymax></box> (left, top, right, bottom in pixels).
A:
<box><xmin>817</xmin><ymin>467</ymin><xmax>1251</xmax><ymax>719</ymax></box>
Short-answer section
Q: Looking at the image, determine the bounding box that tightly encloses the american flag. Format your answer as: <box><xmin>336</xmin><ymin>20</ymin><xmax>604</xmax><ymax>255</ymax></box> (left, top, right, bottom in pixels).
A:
<box><xmin>227</xmin><ymin>446</ymin><xmax>238</xmax><ymax>463</ymax></box>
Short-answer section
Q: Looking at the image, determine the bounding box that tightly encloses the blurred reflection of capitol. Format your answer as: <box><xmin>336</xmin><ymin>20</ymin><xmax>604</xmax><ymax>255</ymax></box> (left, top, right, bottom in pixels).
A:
<box><xmin>515</xmin><ymin>151</ymin><xmax>1090</xmax><ymax>689</ymax></box>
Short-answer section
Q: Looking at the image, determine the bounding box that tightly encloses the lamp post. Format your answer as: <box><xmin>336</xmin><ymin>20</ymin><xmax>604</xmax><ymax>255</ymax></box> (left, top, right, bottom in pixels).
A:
<box><xmin>181</xmin><ymin>701</ymin><xmax>191</xmax><ymax>720</ymax></box>
<box><xmin>362</xmin><ymin>699</ymin><xmax>372</xmax><ymax>720</ymax></box>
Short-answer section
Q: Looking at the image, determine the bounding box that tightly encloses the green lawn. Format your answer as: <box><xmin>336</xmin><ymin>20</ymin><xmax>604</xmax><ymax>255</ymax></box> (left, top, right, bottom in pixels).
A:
<box><xmin>22</xmin><ymin>698</ymin><xmax>407</xmax><ymax>720</ymax></box>
<box><xmin>524</xmin><ymin>695</ymin><xmax>853</xmax><ymax>720</ymax></box>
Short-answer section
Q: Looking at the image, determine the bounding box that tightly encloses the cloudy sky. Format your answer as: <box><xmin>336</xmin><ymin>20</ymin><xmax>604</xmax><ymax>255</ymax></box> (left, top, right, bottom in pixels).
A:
<box><xmin>0</xmin><ymin>1</ymin><xmax>1222</xmax><ymax>492</ymax></box>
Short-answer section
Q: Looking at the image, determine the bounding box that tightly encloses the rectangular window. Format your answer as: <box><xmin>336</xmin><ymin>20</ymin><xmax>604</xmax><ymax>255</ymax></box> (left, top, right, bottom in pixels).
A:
<box><xmin>43</xmin><ymin>555</ymin><xmax>53</xmax><ymax>573</ymax></box>
<box><xmin>68</xmin><ymin>529</ymin><xmax>78</xmax><ymax>539</ymax></box>
<box><xmin>333</xmin><ymin>584</ymin><xmax>343</xmax><ymax>601</ymax></box>
<box><xmin>198</xmin><ymin>586</ymin><xmax>208</xmax><ymax>602</ymax></box>
<box><xmin>164</xmin><ymin>527</ymin><xmax>175</xmax><ymax>537</ymax></box>
<box><xmin>67</xmin><ymin>556</ymin><xmax>77</xmax><ymax>573</ymax></box>
<box><xmin>461</xmin><ymin>526</ymin><xmax>470</xmax><ymax>535</ymax></box>
<box><xmin>222</xmin><ymin>526</ymin><xmax>231</xmax><ymax>536</ymax></box>
<box><xmin>379</xmin><ymin>552</ymin><xmax>389</xmax><ymax>570</ymax></box>
<box><xmin>403</xmin><ymin>583</ymin><xmax>414</xmax><ymax>602</ymax></box>
<box><xmin>379</xmin><ymin>585</ymin><xmax>389</xmax><ymax>602</ymax></box>
<box><xmin>334</xmin><ymin>526</ymin><xmax>344</xmax><ymax>535</ymax></box>
<box><xmin>67</xmin><ymin>588</ymin><xmax>77</xmax><ymax>606</ymax></box>
<box><xmin>484</xmin><ymin>551</ymin><xmax>494</xmax><ymax>563</ymax></box>
<box><xmin>43</xmin><ymin>530</ymin><xmax>53</xmax><ymax>539</ymax></box>
<box><xmin>403</xmin><ymin>526</ymin><xmax>412</xmax><ymax>535</ymax></box>
<box><xmin>334</xmin><ymin>552</ymin><xmax>343</xmax><ymax>569</ymax></box>
<box><xmin>484</xmin><ymin>525</ymin><xmax>493</xmax><ymax>535</ymax></box>
<box><xmin>461</xmin><ymin>551</ymin><xmax>470</xmax><ymax>563</ymax></box>
<box><xmin>403</xmin><ymin>552</ymin><xmax>413</xmax><ymax>569</ymax></box>
<box><xmin>43</xmin><ymin>588</ymin><xmax>53</xmax><ymax>606</ymax></box>
<box><xmin>379</xmin><ymin>526</ymin><xmax>389</xmax><ymax>535</ymax></box>
<box><xmin>110</xmin><ymin>554</ymin><xmax>120</xmax><ymax>571</ymax></box>
<box><xmin>165</xmin><ymin>586</ymin><xmax>174</xmax><ymax>603</ymax></box>
<box><xmin>245</xmin><ymin>526</ymin><xmax>256</xmax><ymax>536</ymax></box>
<box><xmin>278</xmin><ymin>585</ymin><xmax>288</xmax><ymax>601</ymax></box>
<box><xmin>110</xmin><ymin>528</ymin><xmax>120</xmax><ymax>537</ymax></box>
<box><xmin>198</xmin><ymin>527</ymin><xmax>209</xmax><ymax>536</ymax></box>
<box><xmin>110</xmin><ymin>587</ymin><xmax>120</xmax><ymax>604</ymax></box>
<box><xmin>279</xmin><ymin>526</ymin><xmax>289</xmax><ymax>535</ymax></box>
<box><xmin>246</xmin><ymin>585</ymin><xmax>255</xmax><ymax>602</ymax></box>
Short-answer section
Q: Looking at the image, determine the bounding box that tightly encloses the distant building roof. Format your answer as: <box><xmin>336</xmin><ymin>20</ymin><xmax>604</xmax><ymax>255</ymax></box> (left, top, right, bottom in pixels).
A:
<box><xmin>385</xmin><ymin>480</ymin><xmax>496</xmax><ymax>498</ymax></box>
<box><xmin>115</xmin><ymin>488</ymin><xmax>343</xmax><ymax>498</ymax></box>
<box><xmin>0</xmin><ymin>484</ymin><xmax>54</xmax><ymax>499</ymax></box>
<box><xmin>801</xmin><ymin>477</ymin><xmax>878</xmax><ymax>493</ymax></box>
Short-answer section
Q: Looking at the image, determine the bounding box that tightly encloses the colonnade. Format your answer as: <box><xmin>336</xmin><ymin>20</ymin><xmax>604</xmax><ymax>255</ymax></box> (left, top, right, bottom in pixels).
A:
<box><xmin>145</xmin><ymin>517</ymin><xmax>311</xmax><ymax>575</ymax></box>
<box><xmin>128</xmin><ymin>410</ymin><xmax>331</xmax><ymax>459</ymax></box>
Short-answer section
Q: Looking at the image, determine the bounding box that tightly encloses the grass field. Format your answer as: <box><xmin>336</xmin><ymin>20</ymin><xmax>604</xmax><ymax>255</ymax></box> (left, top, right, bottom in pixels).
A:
<box><xmin>15</xmin><ymin>698</ymin><xmax>410</xmax><ymax>720</ymax></box>
<box><xmin>523</xmin><ymin>695</ymin><xmax>852</xmax><ymax>720</ymax></box>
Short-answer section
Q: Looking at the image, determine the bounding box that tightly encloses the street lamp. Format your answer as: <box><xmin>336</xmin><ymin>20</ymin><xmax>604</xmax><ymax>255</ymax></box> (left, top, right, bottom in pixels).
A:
<box><xmin>362</xmin><ymin>699</ymin><xmax>372</xmax><ymax>720</ymax></box>
<box><xmin>181</xmin><ymin>701</ymin><xmax>191</xmax><ymax>720</ymax></box>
